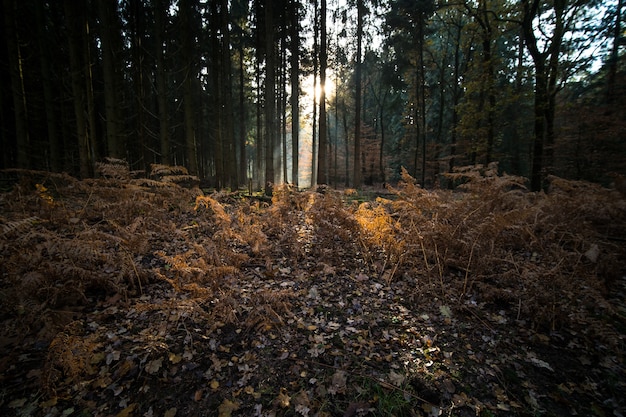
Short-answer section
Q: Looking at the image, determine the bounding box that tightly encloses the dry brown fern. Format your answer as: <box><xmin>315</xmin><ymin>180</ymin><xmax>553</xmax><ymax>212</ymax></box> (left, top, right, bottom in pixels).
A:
<box><xmin>95</xmin><ymin>157</ymin><xmax>131</xmax><ymax>180</ymax></box>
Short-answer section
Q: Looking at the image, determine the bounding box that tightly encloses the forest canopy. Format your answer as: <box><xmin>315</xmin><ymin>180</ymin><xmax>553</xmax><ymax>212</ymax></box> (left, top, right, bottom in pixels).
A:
<box><xmin>1</xmin><ymin>0</ymin><xmax>624</xmax><ymax>192</ymax></box>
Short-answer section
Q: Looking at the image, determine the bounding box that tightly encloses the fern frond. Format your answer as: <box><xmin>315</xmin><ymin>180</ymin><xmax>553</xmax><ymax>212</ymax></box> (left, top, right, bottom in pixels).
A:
<box><xmin>0</xmin><ymin>216</ymin><xmax>40</xmax><ymax>239</ymax></box>
<box><xmin>150</xmin><ymin>164</ymin><xmax>189</xmax><ymax>178</ymax></box>
<box><xmin>96</xmin><ymin>158</ymin><xmax>130</xmax><ymax>180</ymax></box>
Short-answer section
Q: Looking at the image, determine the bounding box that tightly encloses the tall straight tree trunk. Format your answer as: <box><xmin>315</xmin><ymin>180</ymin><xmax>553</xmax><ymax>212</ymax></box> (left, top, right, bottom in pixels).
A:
<box><xmin>238</xmin><ymin>43</ymin><xmax>247</xmax><ymax>184</ymax></box>
<box><xmin>317</xmin><ymin>0</ymin><xmax>328</xmax><ymax>185</ymax></box>
<box><xmin>220</xmin><ymin>0</ymin><xmax>237</xmax><ymax>188</ymax></box>
<box><xmin>379</xmin><ymin>90</ymin><xmax>388</xmax><ymax>184</ymax></box>
<box><xmin>255</xmin><ymin>32</ymin><xmax>263</xmax><ymax>190</ymax></box>
<box><xmin>83</xmin><ymin>11</ymin><xmax>98</xmax><ymax>170</ymax></box>
<box><xmin>4</xmin><ymin>0</ymin><xmax>30</xmax><ymax>168</ymax></box>
<box><xmin>418</xmin><ymin>14</ymin><xmax>427</xmax><ymax>186</ymax></box>
<box><xmin>264</xmin><ymin>0</ymin><xmax>276</xmax><ymax>195</ymax></box>
<box><xmin>607</xmin><ymin>0</ymin><xmax>623</xmax><ymax>104</ymax></box>
<box><xmin>448</xmin><ymin>21</ymin><xmax>463</xmax><ymax>187</ymax></box>
<box><xmin>290</xmin><ymin>0</ymin><xmax>300</xmax><ymax>186</ymax></box>
<box><xmin>97</xmin><ymin>0</ymin><xmax>122</xmax><ymax>159</ymax></box>
<box><xmin>311</xmin><ymin>1</ymin><xmax>319</xmax><ymax>187</ymax></box>
<box><xmin>36</xmin><ymin>1</ymin><xmax>61</xmax><ymax>171</ymax></box>
<box><xmin>180</xmin><ymin>0</ymin><xmax>198</xmax><ymax>174</ymax></box>
<box><xmin>342</xmin><ymin>98</ymin><xmax>350</xmax><ymax>186</ymax></box>
<box><xmin>154</xmin><ymin>0</ymin><xmax>170</xmax><ymax>165</ymax></box>
<box><xmin>64</xmin><ymin>0</ymin><xmax>91</xmax><ymax>177</ymax></box>
<box><xmin>209</xmin><ymin>1</ymin><xmax>224</xmax><ymax>186</ymax></box>
<box><xmin>280</xmin><ymin>41</ymin><xmax>288</xmax><ymax>183</ymax></box>
<box><xmin>130</xmin><ymin>0</ymin><xmax>150</xmax><ymax>171</ymax></box>
<box><xmin>353</xmin><ymin>0</ymin><xmax>363</xmax><ymax>188</ymax></box>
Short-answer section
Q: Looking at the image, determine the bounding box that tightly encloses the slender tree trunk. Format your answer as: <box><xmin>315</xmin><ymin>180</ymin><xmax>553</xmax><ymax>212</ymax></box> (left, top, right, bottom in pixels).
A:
<box><xmin>264</xmin><ymin>1</ymin><xmax>276</xmax><ymax>195</ymax></box>
<box><xmin>220</xmin><ymin>0</ymin><xmax>237</xmax><ymax>188</ymax></box>
<box><xmin>209</xmin><ymin>1</ymin><xmax>223</xmax><ymax>186</ymax></box>
<box><xmin>418</xmin><ymin>14</ymin><xmax>427</xmax><ymax>186</ymax></box>
<box><xmin>180</xmin><ymin>0</ymin><xmax>198</xmax><ymax>174</ymax></box>
<box><xmin>97</xmin><ymin>0</ymin><xmax>122</xmax><ymax>159</ymax></box>
<box><xmin>64</xmin><ymin>0</ymin><xmax>91</xmax><ymax>177</ymax></box>
<box><xmin>379</xmin><ymin>90</ymin><xmax>387</xmax><ymax>184</ymax></box>
<box><xmin>255</xmin><ymin>31</ymin><xmax>263</xmax><ymax>190</ymax></box>
<box><xmin>353</xmin><ymin>0</ymin><xmax>363</xmax><ymax>188</ymax></box>
<box><xmin>343</xmin><ymin>98</ymin><xmax>350</xmax><ymax>186</ymax></box>
<box><xmin>311</xmin><ymin>1</ymin><xmax>319</xmax><ymax>187</ymax></box>
<box><xmin>35</xmin><ymin>1</ymin><xmax>62</xmax><ymax>171</ymax></box>
<box><xmin>80</xmin><ymin>9</ymin><xmax>98</xmax><ymax>171</ymax></box>
<box><xmin>290</xmin><ymin>0</ymin><xmax>300</xmax><ymax>186</ymax></box>
<box><xmin>4</xmin><ymin>0</ymin><xmax>30</xmax><ymax>168</ymax></box>
<box><xmin>131</xmin><ymin>0</ymin><xmax>151</xmax><ymax>171</ymax></box>
<box><xmin>317</xmin><ymin>0</ymin><xmax>328</xmax><ymax>185</ymax></box>
<box><xmin>448</xmin><ymin>22</ymin><xmax>463</xmax><ymax>188</ymax></box>
<box><xmin>238</xmin><ymin>42</ymin><xmax>247</xmax><ymax>185</ymax></box>
<box><xmin>154</xmin><ymin>0</ymin><xmax>170</xmax><ymax>165</ymax></box>
<box><xmin>607</xmin><ymin>0</ymin><xmax>623</xmax><ymax>104</ymax></box>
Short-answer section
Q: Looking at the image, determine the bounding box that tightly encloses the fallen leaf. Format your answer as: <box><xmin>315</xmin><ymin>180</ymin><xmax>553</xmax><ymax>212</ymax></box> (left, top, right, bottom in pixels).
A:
<box><xmin>328</xmin><ymin>370</ymin><xmax>347</xmax><ymax>395</ymax></box>
<box><xmin>218</xmin><ymin>399</ymin><xmax>239</xmax><ymax>417</ymax></box>
<box><xmin>344</xmin><ymin>401</ymin><xmax>374</xmax><ymax>417</ymax></box>
<box><xmin>274</xmin><ymin>387</ymin><xmax>291</xmax><ymax>408</ymax></box>
<box><xmin>39</xmin><ymin>397</ymin><xmax>58</xmax><ymax>408</ymax></box>
<box><xmin>8</xmin><ymin>398</ymin><xmax>27</xmax><ymax>408</ymax></box>
<box><xmin>115</xmin><ymin>403</ymin><xmax>137</xmax><ymax>417</ymax></box>
<box><xmin>439</xmin><ymin>305</ymin><xmax>452</xmax><ymax>318</ymax></box>
<box><xmin>388</xmin><ymin>371</ymin><xmax>405</xmax><ymax>387</ymax></box>
<box><xmin>164</xmin><ymin>407</ymin><xmax>177</xmax><ymax>417</ymax></box>
<box><xmin>169</xmin><ymin>352</ymin><xmax>182</xmax><ymax>364</ymax></box>
<box><xmin>145</xmin><ymin>357</ymin><xmax>163</xmax><ymax>375</ymax></box>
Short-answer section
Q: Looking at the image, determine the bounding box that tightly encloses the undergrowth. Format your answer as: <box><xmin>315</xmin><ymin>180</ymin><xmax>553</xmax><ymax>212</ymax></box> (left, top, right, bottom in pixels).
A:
<box><xmin>1</xmin><ymin>162</ymin><xmax>625</xmax><ymax>414</ymax></box>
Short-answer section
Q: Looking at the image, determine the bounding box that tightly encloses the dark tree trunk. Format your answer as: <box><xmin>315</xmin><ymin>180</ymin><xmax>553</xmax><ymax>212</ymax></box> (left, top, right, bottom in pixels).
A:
<box><xmin>154</xmin><ymin>0</ymin><xmax>170</xmax><ymax>165</ymax></box>
<box><xmin>4</xmin><ymin>0</ymin><xmax>30</xmax><ymax>169</ymax></box>
<box><xmin>353</xmin><ymin>0</ymin><xmax>363</xmax><ymax>188</ymax></box>
<box><xmin>179</xmin><ymin>0</ymin><xmax>198</xmax><ymax>174</ymax></box>
<box><xmin>97</xmin><ymin>0</ymin><xmax>122</xmax><ymax>159</ymax></box>
<box><xmin>63</xmin><ymin>0</ymin><xmax>91</xmax><ymax>177</ymax></box>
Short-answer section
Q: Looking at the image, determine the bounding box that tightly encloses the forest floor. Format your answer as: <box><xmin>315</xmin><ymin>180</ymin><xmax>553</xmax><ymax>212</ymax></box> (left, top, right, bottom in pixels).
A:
<box><xmin>1</xmin><ymin>164</ymin><xmax>625</xmax><ymax>417</ymax></box>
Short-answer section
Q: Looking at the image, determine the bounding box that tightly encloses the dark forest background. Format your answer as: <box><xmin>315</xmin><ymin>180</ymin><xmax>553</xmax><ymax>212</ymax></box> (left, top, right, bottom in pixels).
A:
<box><xmin>1</xmin><ymin>0</ymin><xmax>625</xmax><ymax>193</ymax></box>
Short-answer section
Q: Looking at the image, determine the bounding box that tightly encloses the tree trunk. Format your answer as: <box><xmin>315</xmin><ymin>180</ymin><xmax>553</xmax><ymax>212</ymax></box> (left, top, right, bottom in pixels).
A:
<box><xmin>4</xmin><ymin>0</ymin><xmax>30</xmax><ymax>169</ymax></box>
<box><xmin>311</xmin><ymin>1</ymin><xmax>319</xmax><ymax>187</ymax></box>
<box><xmin>290</xmin><ymin>0</ymin><xmax>300</xmax><ymax>186</ymax></box>
<box><xmin>521</xmin><ymin>0</ymin><xmax>567</xmax><ymax>191</ymax></box>
<box><xmin>63</xmin><ymin>0</ymin><xmax>91</xmax><ymax>177</ymax></box>
<box><xmin>154</xmin><ymin>0</ymin><xmax>170</xmax><ymax>165</ymax></box>
<box><xmin>97</xmin><ymin>0</ymin><xmax>122</xmax><ymax>159</ymax></box>
<box><xmin>607</xmin><ymin>0</ymin><xmax>623</xmax><ymax>104</ymax></box>
<box><xmin>264</xmin><ymin>0</ymin><xmax>276</xmax><ymax>195</ymax></box>
<box><xmin>36</xmin><ymin>1</ymin><xmax>61</xmax><ymax>171</ymax></box>
<box><xmin>418</xmin><ymin>14</ymin><xmax>427</xmax><ymax>186</ymax></box>
<box><xmin>317</xmin><ymin>0</ymin><xmax>328</xmax><ymax>185</ymax></box>
<box><xmin>220</xmin><ymin>0</ymin><xmax>237</xmax><ymax>188</ymax></box>
<box><xmin>238</xmin><ymin>42</ymin><xmax>247</xmax><ymax>185</ymax></box>
<box><xmin>180</xmin><ymin>0</ymin><xmax>198</xmax><ymax>174</ymax></box>
<box><xmin>353</xmin><ymin>0</ymin><xmax>363</xmax><ymax>188</ymax></box>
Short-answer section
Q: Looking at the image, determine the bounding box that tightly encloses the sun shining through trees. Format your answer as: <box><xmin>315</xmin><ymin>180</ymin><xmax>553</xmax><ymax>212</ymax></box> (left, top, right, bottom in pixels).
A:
<box><xmin>1</xmin><ymin>0</ymin><xmax>624</xmax><ymax>190</ymax></box>
<box><xmin>297</xmin><ymin>73</ymin><xmax>337</xmax><ymax>187</ymax></box>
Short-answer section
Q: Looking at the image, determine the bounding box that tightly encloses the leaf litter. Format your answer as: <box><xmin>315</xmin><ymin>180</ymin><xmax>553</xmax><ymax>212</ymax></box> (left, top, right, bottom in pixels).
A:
<box><xmin>0</xmin><ymin>164</ymin><xmax>625</xmax><ymax>416</ymax></box>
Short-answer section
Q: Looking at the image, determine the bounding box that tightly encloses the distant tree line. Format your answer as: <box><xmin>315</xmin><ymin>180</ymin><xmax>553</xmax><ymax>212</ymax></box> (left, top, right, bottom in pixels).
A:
<box><xmin>1</xmin><ymin>0</ymin><xmax>624</xmax><ymax>193</ymax></box>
